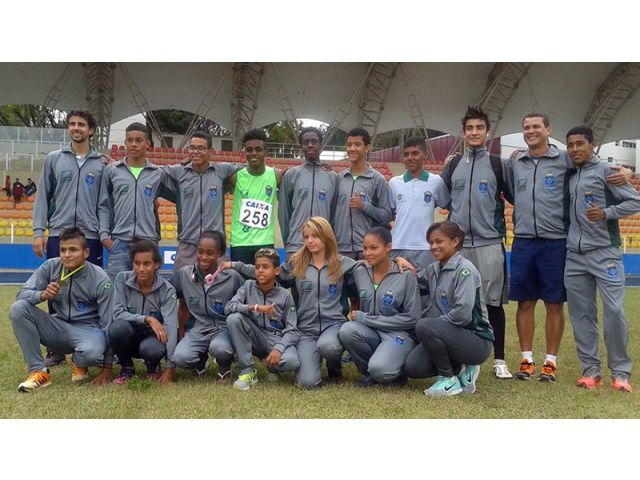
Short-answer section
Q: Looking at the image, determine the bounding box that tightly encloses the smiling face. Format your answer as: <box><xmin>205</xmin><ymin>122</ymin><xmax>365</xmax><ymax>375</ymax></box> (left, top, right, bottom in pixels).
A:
<box><xmin>188</xmin><ymin>136</ymin><xmax>211</xmax><ymax>169</ymax></box>
<box><xmin>196</xmin><ymin>236</ymin><xmax>221</xmax><ymax>274</ymax></box>
<box><xmin>346</xmin><ymin>135</ymin><xmax>369</xmax><ymax>164</ymax></box>
<box><xmin>402</xmin><ymin>145</ymin><xmax>427</xmax><ymax>176</ymax></box>
<box><xmin>463</xmin><ymin>118</ymin><xmax>489</xmax><ymax>149</ymax></box>
<box><xmin>522</xmin><ymin>116</ymin><xmax>551</xmax><ymax>151</ymax></box>
<box><xmin>566</xmin><ymin>134</ymin><xmax>596</xmax><ymax>167</ymax></box>
<box><xmin>133</xmin><ymin>250</ymin><xmax>160</xmax><ymax>284</ymax></box>
<box><xmin>59</xmin><ymin>238</ymin><xmax>89</xmax><ymax>271</ymax></box>
<box><xmin>301</xmin><ymin>131</ymin><xmax>321</xmax><ymax>162</ymax></box>
<box><xmin>245</xmin><ymin>139</ymin><xmax>267</xmax><ymax>169</ymax></box>
<box><xmin>68</xmin><ymin>115</ymin><xmax>94</xmax><ymax>145</ymax></box>
<box><xmin>363</xmin><ymin>233</ymin><xmax>392</xmax><ymax>267</ymax></box>
<box><xmin>428</xmin><ymin>228</ymin><xmax>459</xmax><ymax>263</ymax></box>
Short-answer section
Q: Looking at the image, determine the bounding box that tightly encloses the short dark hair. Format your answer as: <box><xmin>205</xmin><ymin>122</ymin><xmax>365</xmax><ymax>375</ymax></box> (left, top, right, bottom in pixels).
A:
<box><xmin>67</xmin><ymin>110</ymin><xmax>97</xmax><ymax>132</ymax></box>
<box><xmin>197</xmin><ymin>230</ymin><xmax>226</xmax><ymax>253</ymax></box>
<box><xmin>242</xmin><ymin>128</ymin><xmax>268</xmax><ymax>145</ymax></box>
<box><xmin>364</xmin><ymin>226</ymin><xmax>393</xmax><ymax>245</ymax></box>
<box><xmin>522</xmin><ymin>112</ymin><xmax>550</xmax><ymax>127</ymax></box>
<box><xmin>462</xmin><ymin>105</ymin><xmax>490</xmax><ymax>131</ymax></box>
<box><xmin>126</xmin><ymin>122</ymin><xmax>150</xmax><ymax>140</ymax></box>
<box><xmin>191</xmin><ymin>130</ymin><xmax>212</xmax><ymax>149</ymax></box>
<box><xmin>403</xmin><ymin>136</ymin><xmax>427</xmax><ymax>153</ymax></box>
<box><xmin>298</xmin><ymin>126</ymin><xmax>323</xmax><ymax>144</ymax></box>
<box><xmin>59</xmin><ymin>227</ymin><xmax>88</xmax><ymax>249</ymax></box>
<box><xmin>346</xmin><ymin>127</ymin><xmax>371</xmax><ymax>146</ymax></box>
<box><xmin>427</xmin><ymin>221</ymin><xmax>465</xmax><ymax>251</ymax></box>
<box><xmin>129</xmin><ymin>238</ymin><xmax>162</xmax><ymax>265</ymax></box>
<box><xmin>566</xmin><ymin>125</ymin><xmax>595</xmax><ymax>143</ymax></box>
<box><xmin>254</xmin><ymin>248</ymin><xmax>280</xmax><ymax>268</ymax></box>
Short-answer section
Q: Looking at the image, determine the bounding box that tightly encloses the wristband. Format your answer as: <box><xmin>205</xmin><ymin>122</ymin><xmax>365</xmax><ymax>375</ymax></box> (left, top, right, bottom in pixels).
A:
<box><xmin>254</xmin><ymin>304</ymin><xmax>259</xmax><ymax>313</ymax></box>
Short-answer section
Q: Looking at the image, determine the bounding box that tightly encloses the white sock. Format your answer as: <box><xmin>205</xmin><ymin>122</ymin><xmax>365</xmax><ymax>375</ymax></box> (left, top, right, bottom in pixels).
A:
<box><xmin>545</xmin><ymin>354</ymin><xmax>557</xmax><ymax>365</ymax></box>
<box><xmin>521</xmin><ymin>351</ymin><xmax>533</xmax><ymax>363</ymax></box>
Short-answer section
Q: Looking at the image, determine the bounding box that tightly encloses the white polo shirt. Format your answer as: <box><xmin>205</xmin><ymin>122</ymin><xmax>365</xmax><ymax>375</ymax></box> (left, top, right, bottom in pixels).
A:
<box><xmin>389</xmin><ymin>170</ymin><xmax>449</xmax><ymax>250</ymax></box>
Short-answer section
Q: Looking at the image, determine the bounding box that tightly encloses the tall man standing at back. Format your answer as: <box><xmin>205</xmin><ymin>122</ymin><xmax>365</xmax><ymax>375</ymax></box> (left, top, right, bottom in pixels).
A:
<box><xmin>334</xmin><ymin>127</ymin><xmax>392</xmax><ymax>260</ymax></box>
<box><xmin>441</xmin><ymin>105</ymin><xmax>513</xmax><ymax>379</ymax></box>
<box><xmin>279</xmin><ymin>127</ymin><xmax>338</xmax><ymax>257</ymax></box>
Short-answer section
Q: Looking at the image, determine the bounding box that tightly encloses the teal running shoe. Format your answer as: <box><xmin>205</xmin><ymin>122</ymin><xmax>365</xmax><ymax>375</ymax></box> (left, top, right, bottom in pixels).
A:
<box><xmin>424</xmin><ymin>375</ymin><xmax>462</xmax><ymax>397</ymax></box>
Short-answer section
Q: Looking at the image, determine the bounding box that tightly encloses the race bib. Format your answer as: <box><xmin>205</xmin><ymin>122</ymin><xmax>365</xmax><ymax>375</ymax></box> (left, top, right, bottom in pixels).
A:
<box><xmin>239</xmin><ymin>198</ymin><xmax>272</xmax><ymax>229</ymax></box>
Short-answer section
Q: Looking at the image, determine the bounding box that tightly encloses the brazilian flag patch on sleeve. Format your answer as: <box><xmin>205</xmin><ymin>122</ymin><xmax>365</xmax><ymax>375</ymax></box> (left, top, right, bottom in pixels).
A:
<box><xmin>460</xmin><ymin>269</ymin><xmax>471</xmax><ymax>277</ymax></box>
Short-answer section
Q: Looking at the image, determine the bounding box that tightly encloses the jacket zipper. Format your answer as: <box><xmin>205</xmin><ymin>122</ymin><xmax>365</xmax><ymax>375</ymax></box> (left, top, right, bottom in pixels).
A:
<box><xmin>317</xmin><ymin>267</ymin><xmax>322</xmax><ymax>336</ymax></box>
<box><xmin>67</xmin><ymin>276</ymin><xmax>74</xmax><ymax>321</ymax></box>
<box><xmin>575</xmin><ymin>168</ymin><xmax>584</xmax><ymax>254</ymax></box>
<box><xmin>199</xmin><ymin>174</ymin><xmax>203</xmax><ymax>235</ymax></box>
<box><xmin>310</xmin><ymin>164</ymin><xmax>316</xmax><ymax>218</ymax></box>
<box><xmin>349</xmin><ymin>176</ymin><xmax>356</xmax><ymax>252</ymax></box>
<box><xmin>468</xmin><ymin>150</ymin><xmax>476</xmax><ymax>246</ymax></box>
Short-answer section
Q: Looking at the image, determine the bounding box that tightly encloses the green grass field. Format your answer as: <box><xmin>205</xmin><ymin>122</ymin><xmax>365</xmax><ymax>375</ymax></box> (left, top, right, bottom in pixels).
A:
<box><xmin>1</xmin><ymin>285</ymin><xmax>639</xmax><ymax>419</ymax></box>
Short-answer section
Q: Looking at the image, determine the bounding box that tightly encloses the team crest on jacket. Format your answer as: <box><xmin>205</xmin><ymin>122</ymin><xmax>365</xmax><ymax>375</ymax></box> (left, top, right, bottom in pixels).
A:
<box><xmin>269</xmin><ymin>318</ymin><xmax>282</xmax><ymax>329</ymax></box>
<box><xmin>358</xmin><ymin>191</ymin><xmax>368</xmax><ymax>203</ymax></box>
<box><xmin>76</xmin><ymin>301</ymin><xmax>86</xmax><ymax>311</ymax></box>
<box><xmin>440</xmin><ymin>292</ymin><xmax>449</xmax><ymax>309</ymax></box>
<box><xmin>143</xmin><ymin>184</ymin><xmax>153</xmax><ymax>198</ymax></box>
<box><xmin>212</xmin><ymin>298</ymin><xmax>224</xmax><ymax>315</ymax></box>
<box><xmin>328</xmin><ymin>284</ymin><xmax>337</xmax><ymax>296</ymax></box>
<box><xmin>85</xmin><ymin>172</ymin><xmax>96</xmax><ymax>186</ymax></box>
<box><xmin>209</xmin><ymin>185</ymin><xmax>218</xmax><ymax>200</ymax></box>
<box><xmin>423</xmin><ymin>191</ymin><xmax>432</xmax><ymax>204</ymax></box>
<box><xmin>318</xmin><ymin>188</ymin><xmax>327</xmax><ymax>201</ymax></box>
<box><xmin>394</xmin><ymin>336</ymin><xmax>405</xmax><ymax>346</ymax></box>
<box><xmin>606</xmin><ymin>263</ymin><xmax>618</xmax><ymax>277</ymax></box>
<box><xmin>544</xmin><ymin>172</ymin><xmax>556</xmax><ymax>189</ymax></box>
<box><xmin>478</xmin><ymin>179</ymin><xmax>488</xmax><ymax>194</ymax></box>
<box><xmin>265</xmin><ymin>185</ymin><xmax>273</xmax><ymax>197</ymax></box>
<box><xmin>583</xmin><ymin>191</ymin><xmax>594</xmax><ymax>208</ymax></box>
<box><xmin>382</xmin><ymin>290</ymin><xmax>394</xmax><ymax>306</ymax></box>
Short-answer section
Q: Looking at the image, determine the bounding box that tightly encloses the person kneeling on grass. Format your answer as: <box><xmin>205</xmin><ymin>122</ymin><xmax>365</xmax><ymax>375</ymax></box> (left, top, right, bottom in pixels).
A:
<box><xmin>169</xmin><ymin>230</ymin><xmax>245</xmax><ymax>381</ymax></box>
<box><xmin>10</xmin><ymin>227</ymin><xmax>114</xmax><ymax>392</ymax></box>
<box><xmin>404</xmin><ymin>221</ymin><xmax>494</xmax><ymax>397</ymax></box>
<box><xmin>339</xmin><ymin>226</ymin><xmax>421</xmax><ymax>388</ymax></box>
<box><xmin>225</xmin><ymin>248</ymin><xmax>301</xmax><ymax>391</ymax></box>
<box><xmin>109</xmin><ymin>239</ymin><xmax>178</xmax><ymax>384</ymax></box>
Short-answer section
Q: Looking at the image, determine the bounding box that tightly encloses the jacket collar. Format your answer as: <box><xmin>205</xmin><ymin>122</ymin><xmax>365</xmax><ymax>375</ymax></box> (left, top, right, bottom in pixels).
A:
<box><xmin>433</xmin><ymin>252</ymin><xmax>464</xmax><ymax>274</ymax></box>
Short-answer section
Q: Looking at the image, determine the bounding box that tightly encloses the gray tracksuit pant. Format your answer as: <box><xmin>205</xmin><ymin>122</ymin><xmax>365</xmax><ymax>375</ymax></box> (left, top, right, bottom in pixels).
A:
<box><xmin>295</xmin><ymin>324</ymin><xmax>343</xmax><ymax>388</ymax></box>
<box><xmin>10</xmin><ymin>300</ymin><xmax>108</xmax><ymax>372</ymax></box>
<box><xmin>174</xmin><ymin>328</ymin><xmax>234</xmax><ymax>370</ymax></box>
<box><xmin>226</xmin><ymin>313</ymin><xmax>300</xmax><ymax>375</ymax></box>
<box><xmin>564</xmin><ymin>248</ymin><xmax>631</xmax><ymax>378</ymax></box>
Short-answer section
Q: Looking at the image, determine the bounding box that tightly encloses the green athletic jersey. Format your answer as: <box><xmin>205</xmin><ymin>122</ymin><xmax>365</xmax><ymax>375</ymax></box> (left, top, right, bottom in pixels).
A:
<box><xmin>231</xmin><ymin>166</ymin><xmax>277</xmax><ymax>247</ymax></box>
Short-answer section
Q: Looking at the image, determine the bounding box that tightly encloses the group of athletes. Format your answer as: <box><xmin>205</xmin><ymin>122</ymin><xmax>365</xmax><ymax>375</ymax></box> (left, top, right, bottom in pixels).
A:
<box><xmin>9</xmin><ymin>104</ymin><xmax>640</xmax><ymax>396</ymax></box>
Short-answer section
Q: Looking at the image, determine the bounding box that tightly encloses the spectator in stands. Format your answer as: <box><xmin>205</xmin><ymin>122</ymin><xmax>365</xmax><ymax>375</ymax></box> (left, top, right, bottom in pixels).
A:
<box><xmin>506</xmin><ymin>114</ymin><xmax>632</xmax><ymax>383</ymax></box>
<box><xmin>388</xmin><ymin>137</ymin><xmax>449</xmax><ymax>315</ymax></box>
<box><xmin>440</xmin><ymin>105</ymin><xmax>513</xmax><ymax>379</ymax></box>
<box><xmin>24</xmin><ymin>178</ymin><xmax>37</xmax><ymax>197</ymax></box>
<box><xmin>3</xmin><ymin>175</ymin><xmax>11</xmax><ymax>198</ymax></box>
<box><xmin>98</xmin><ymin>122</ymin><xmax>175</xmax><ymax>280</ymax></box>
<box><xmin>563</xmin><ymin>125</ymin><xmax>640</xmax><ymax>392</ymax></box>
<box><xmin>404</xmin><ymin>221</ymin><xmax>494</xmax><ymax>397</ymax></box>
<box><xmin>278</xmin><ymin>127</ymin><xmax>338</xmax><ymax>258</ymax></box>
<box><xmin>12</xmin><ymin>178</ymin><xmax>24</xmax><ymax>206</ymax></box>
<box><xmin>334</xmin><ymin>127</ymin><xmax>392</xmax><ymax>261</ymax></box>
<box><xmin>227</xmin><ymin>128</ymin><xmax>283</xmax><ymax>264</ymax></box>
<box><xmin>9</xmin><ymin>227</ymin><xmax>114</xmax><ymax>392</ymax></box>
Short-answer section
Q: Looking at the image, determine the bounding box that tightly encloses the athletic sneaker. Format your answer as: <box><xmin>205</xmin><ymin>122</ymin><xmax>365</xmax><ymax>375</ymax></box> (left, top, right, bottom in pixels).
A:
<box><xmin>18</xmin><ymin>370</ymin><xmax>52</xmax><ymax>393</ymax></box>
<box><xmin>357</xmin><ymin>375</ymin><xmax>378</xmax><ymax>388</ymax></box>
<box><xmin>516</xmin><ymin>359</ymin><xmax>536</xmax><ymax>380</ymax></box>
<box><xmin>458</xmin><ymin>365</ymin><xmax>480</xmax><ymax>393</ymax></box>
<box><xmin>45</xmin><ymin>351</ymin><xmax>66</xmax><ymax>367</ymax></box>
<box><xmin>538</xmin><ymin>361</ymin><xmax>557</xmax><ymax>382</ymax></box>
<box><xmin>576</xmin><ymin>375</ymin><xmax>602</xmax><ymax>389</ymax></box>
<box><xmin>217</xmin><ymin>367</ymin><xmax>232</xmax><ymax>382</ymax></box>
<box><xmin>612</xmin><ymin>377</ymin><xmax>633</xmax><ymax>393</ymax></box>
<box><xmin>492</xmin><ymin>360</ymin><xmax>513</xmax><ymax>379</ymax></box>
<box><xmin>193</xmin><ymin>358</ymin><xmax>209</xmax><ymax>378</ymax></box>
<box><xmin>71</xmin><ymin>362</ymin><xmax>90</xmax><ymax>383</ymax></box>
<box><xmin>112</xmin><ymin>367</ymin><xmax>135</xmax><ymax>385</ymax></box>
<box><xmin>424</xmin><ymin>376</ymin><xmax>463</xmax><ymax>397</ymax></box>
<box><xmin>233</xmin><ymin>370</ymin><xmax>258</xmax><ymax>391</ymax></box>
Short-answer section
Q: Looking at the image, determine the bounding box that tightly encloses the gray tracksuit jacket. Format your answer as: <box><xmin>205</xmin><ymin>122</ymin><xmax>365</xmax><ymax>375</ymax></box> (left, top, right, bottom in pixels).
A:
<box><xmin>349</xmin><ymin>262</ymin><xmax>421</xmax><ymax>332</ymax></box>
<box><xmin>164</xmin><ymin>162</ymin><xmax>241</xmax><ymax>244</ymax></box>
<box><xmin>278</xmin><ymin>161</ymin><xmax>338</xmax><ymax>253</ymax></box>
<box><xmin>112</xmin><ymin>270</ymin><xmax>178</xmax><ymax>367</ymax></box>
<box><xmin>507</xmin><ymin>145</ymin><xmax>572</xmax><ymax>239</ymax></box>
<box><xmin>33</xmin><ymin>146</ymin><xmax>105</xmax><ymax>239</ymax></box>
<box><xmin>422</xmin><ymin>252</ymin><xmax>494</xmax><ymax>341</ymax></box>
<box><xmin>441</xmin><ymin>146</ymin><xmax>511</xmax><ymax>247</ymax></box>
<box><xmin>567</xmin><ymin>156</ymin><xmax>640</xmax><ymax>254</ymax></box>
<box><xmin>233</xmin><ymin>256</ymin><xmax>358</xmax><ymax>336</ymax></box>
<box><xmin>98</xmin><ymin>158</ymin><xmax>175</xmax><ymax>242</ymax></box>
<box><xmin>224</xmin><ymin>279</ymin><xmax>300</xmax><ymax>352</ymax></box>
<box><xmin>169</xmin><ymin>265</ymin><xmax>245</xmax><ymax>334</ymax></box>
<box><xmin>334</xmin><ymin>166</ymin><xmax>393</xmax><ymax>253</ymax></box>
<box><xmin>17</xmin><ymin>258</ymin><xmax>114</xmax><ymax>361</ymax></box>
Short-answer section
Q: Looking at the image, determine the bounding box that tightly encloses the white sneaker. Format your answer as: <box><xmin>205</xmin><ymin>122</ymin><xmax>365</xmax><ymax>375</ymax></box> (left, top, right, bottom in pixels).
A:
<box><xmin>493</xmin><ymin>360</ymin><xmax>513</xmax><ymax>379</ymax></box>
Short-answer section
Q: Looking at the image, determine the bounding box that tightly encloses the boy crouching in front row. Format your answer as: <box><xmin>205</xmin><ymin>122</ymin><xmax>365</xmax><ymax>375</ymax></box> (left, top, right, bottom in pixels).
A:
<box><xmin>225</xmin><ymin>248</ymin><xmax>300</xmax><ymax>390</ymax></box>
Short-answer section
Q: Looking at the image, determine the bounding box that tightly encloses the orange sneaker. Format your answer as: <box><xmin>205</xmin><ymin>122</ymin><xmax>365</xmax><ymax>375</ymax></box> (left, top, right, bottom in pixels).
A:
<box><xmin>516</xmin><ymin>359</ymin><xmax>536</xmax><ymax>380</ymax></box>
<box><xmin>576</xmin><ymin>375</ymin><xmax>602</xmax><ymax>389</ymax></box>
<box><xmin>18</xmin><ymin>370</ymin><xmax>52</xmax><ymax>393</ymax></box>
<box><xmin>71</xmin><ymin>362</ymin><xmax>90</xmax><ymax>383</ymax></box>
<box><xmin>612</xmin><ymin>378</ymin><xmax>633</xmax><ymax>393</ymax></box>
<box><xmin>538</xmin><ymin>361</ymin><xmax>557</xmax><ymax>382</ymax></box>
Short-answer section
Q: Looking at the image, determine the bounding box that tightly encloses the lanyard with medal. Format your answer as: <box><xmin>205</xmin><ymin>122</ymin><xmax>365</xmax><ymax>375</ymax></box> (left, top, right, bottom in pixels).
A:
<box><xmin>59</xmin><ymin>264</ymin><xmax>85</xmax><ymax>287</ymax></box>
